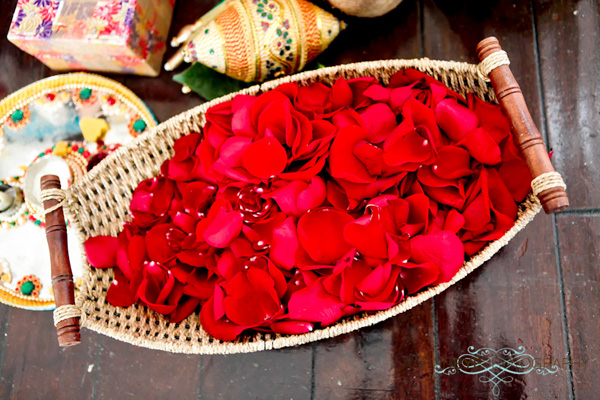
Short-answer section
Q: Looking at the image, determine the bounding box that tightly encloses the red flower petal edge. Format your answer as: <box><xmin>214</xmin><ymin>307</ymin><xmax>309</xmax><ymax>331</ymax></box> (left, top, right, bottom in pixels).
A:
<box><xmin>84</xmin><ymin>70</ymin><xmax>532</xmax><ymax>342</ymax></box>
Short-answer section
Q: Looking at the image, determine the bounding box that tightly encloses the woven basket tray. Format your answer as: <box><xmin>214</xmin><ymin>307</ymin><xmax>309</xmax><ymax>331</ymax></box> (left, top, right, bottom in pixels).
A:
<box><xmin>52</xmin><ymin>53</ymin><xmax>559</xmax><ymax>353</ymax></box>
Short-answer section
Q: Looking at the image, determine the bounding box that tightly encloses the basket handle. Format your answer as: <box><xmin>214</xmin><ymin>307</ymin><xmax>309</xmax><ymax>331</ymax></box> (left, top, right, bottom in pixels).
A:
<box><xmin>41</xmin><ymin>175</ymin><xmax>81</xmax><ymax>347</ymax></box>
<box><xmin>476</xmin><ymin>36</ymin><xmax>569</xmax><ymax>214</ymax></box>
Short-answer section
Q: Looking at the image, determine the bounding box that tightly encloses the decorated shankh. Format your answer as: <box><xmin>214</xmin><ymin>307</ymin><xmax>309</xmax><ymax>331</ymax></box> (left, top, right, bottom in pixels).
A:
<box><xmin>171</xmin><ymin>0</ymin><xmax>344</xmax><ymax>82</ymax></box>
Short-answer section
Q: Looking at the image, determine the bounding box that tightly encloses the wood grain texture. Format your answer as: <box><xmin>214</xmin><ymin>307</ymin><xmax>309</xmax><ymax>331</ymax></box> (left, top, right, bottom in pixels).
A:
<box><xmin>557</xmin><ymin>215</ymin><xmax>600</xmax><ymax>400</ymax></box>
<box><xmin>534</xmin><ymin>0</ymin><xmax>600</xmax><ymax>209</ymax></box>
<box><xmin>0</xmin><ymin>311</ymin><xmax>97</xmax><ymax>400</ymax></box>
<box><xmin>423</xmin><ymin>0</ymin><xmax>570</xmax><ymax>398</ymax></box>
<box><xmin>313</xmin><ymin>320</ymin><xmax>398</xmax><ymax>400</ymax></box>
<box><xmin>200</xmin><ymin>346</ymin><xmax>312</xmax><ymax>399</ymax></box>
<box><xmin>0</xmin><ymin>0</ymin><xmax>596</xmax><ymax>398</ymax></box>
<box><xmin>94</xmin><ymin>336</ymin><xmax>201</xmax><ymax>400</ymax></box>
<box><xmin>313</xmin><ymin>305</ymin><xmax>436</xmax><ymax>399</ymax></box>
<box><xmin>435</xmin><ymin>215</ymin><xmax>570</xmax><ymax>399</ymax></box>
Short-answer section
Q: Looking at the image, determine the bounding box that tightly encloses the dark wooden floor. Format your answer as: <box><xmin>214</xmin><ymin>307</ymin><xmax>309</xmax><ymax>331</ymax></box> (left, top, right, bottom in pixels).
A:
<box><xmin>0</xmin><ymin>0</ymin><xmax>598</xmax><ymax>399</ymax></box>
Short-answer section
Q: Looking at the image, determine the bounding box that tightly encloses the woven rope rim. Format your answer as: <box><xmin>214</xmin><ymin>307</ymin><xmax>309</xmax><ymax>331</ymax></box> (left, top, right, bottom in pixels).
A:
<box><xmin>59</xmin><ymin>58</ymin><xmax>541</xmax><ymax>354</ymax></box>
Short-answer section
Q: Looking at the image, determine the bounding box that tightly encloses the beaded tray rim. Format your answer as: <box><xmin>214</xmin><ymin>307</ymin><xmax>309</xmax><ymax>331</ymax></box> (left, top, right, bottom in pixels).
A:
<box><xmin>62</xmin><ymin>58</ymin><xmax>541</xmax><ymax>353</ymax></box>
<box><xmin>0</xmin><ymin>72</ymin><xmax>158</xmax><ymax>310</ymax></box>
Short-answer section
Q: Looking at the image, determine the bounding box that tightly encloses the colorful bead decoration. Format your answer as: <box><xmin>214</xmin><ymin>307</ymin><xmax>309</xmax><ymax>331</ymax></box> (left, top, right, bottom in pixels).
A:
<box><xmin>72</xmin><ymin>87</ymin><xmax>98</xmax><ymax>107</ymax></box>
<box><xmin>5</xmin><ymin>106</ymin><xmax>30</xmax><ymax>129</ymax></box>
<box><xmin>181</xmin><ymin>0</ymin><xmax>344</xmax><ymax>82</ymax></box>
<box><xmin>128</xmin><ymin>116</ymin><xmax>149</xmax><ymax>137</ymax></box>
<box><xmin>15</xmin><ymin>275</ymin><xmax>41</xmax><ymax>297</ymax></box>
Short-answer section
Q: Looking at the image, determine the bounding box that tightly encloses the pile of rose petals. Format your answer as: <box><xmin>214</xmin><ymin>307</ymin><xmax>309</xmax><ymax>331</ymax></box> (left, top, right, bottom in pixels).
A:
<box><xmin>84</xmin><ymin>69</ymin><xmax>532</xmax><ymax>341</ymax></box>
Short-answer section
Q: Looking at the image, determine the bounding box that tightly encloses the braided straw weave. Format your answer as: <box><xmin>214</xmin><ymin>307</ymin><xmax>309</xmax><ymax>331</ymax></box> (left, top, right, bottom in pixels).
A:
<box><xmin>60</xmin><ymin>59</ymin><xmax>542</xmax><ymax>354</ymax></box>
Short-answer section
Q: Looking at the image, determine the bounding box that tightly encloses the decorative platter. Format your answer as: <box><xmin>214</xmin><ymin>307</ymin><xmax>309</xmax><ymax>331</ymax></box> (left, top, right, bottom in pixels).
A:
<box><xmin>0</xmin><ymin>73</ymin><xmax>157</xmax><ymax>310</ymax></box>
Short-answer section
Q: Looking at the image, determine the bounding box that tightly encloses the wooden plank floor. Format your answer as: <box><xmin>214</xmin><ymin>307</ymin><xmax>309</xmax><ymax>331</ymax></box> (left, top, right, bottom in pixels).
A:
<box><xmin>0</xmin><ymin>0</ymin><xmax>598</xmax><ymax>398</ymax></box>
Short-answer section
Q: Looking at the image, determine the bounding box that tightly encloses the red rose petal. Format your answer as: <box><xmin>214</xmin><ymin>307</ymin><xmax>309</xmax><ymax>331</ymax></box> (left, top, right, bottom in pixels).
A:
<box><xmin>435</xmin><ymin>98</ymin><xmax>479</xmax><ymax>142</ymax></box>
<box><xmin>298</xmin><ymin>208</ymin><xmax>354</xmax><ymax>264</ymax></box>
<box><xmin>329</xmin><ymin>125</ymin><xmax>375</xmax><ymax>183</ymax></box>
<box><xmin>359</xmin><ymin>103</ymin><xmax>397</xmax><ymax>143</ymax></box>
<box><xmin>499</xmin><ymin>159</ymin><xmax>532</xmax><ymax>202</ymax></box>
<box><xmin>231</xmin><ymin>95</ymin><xmax>256</xmax><ymax>137</ymax></box>
<box><xmin>432</xmin><ymin>146</ymin><xmax>473</xmax><ymax>180</ymax></box>
<box><xmin>401</xmin><ymin>262</ymin><xmax>439</xmax><ymax>294</ymax></box>
<box><xmin>270</xmin><ymin>320</ymin><xmax>314</xmax><ymax>334</ymax></box>
<box><xmin>343</xmin><ymin>213</ymin><xmax>387</xmax><ymax>259</ymax></box>
<box><xmin>410</xmin><ymin>231</ymin><xmax>464</xmax><ymax>284</ymax></box>
<box><xmin>330</xmin><ymin>77</ymin><xmax>353</xmax><ymax>110</ymax></box>
<box><xmin>203</xmin><ymin>206</ymin><xmax>243</xmax><ymax>248</ymax></box>
<box><xmin>443</xmin><ymin>209</ymin><xmax>465</xmax><ymax>233</ymax></box>
<box><xmin>85</xmin><ymin>236</ymin><xmax>119</xmax><ymax>268</ymax></box>
<box><xmin>106</xmin><ymin>268</ymin><xmax>136</xmax><ymax>307</ymax></box>
<box><xmin>458</xmin><ymin>127</ymin><xmax>502</xmax><ymax>165</ymax></box>
<box><xmin>270</xmin><ymin>217</ymin><xmax>303</xmax><ymax>270</ymax></box>
<box><xmin>200</xmin><ymin>294</ymin><xmax>249</xmax><ymax>341</ymax></box>
<box><xmin>218</xmin><ymin>136</ymin><xmax>252</xmax><ymax>168</ymax></box>
<box><xmin>288</xmin><ymin>279</ymin><xmax>346</xmax><ymax>325</ymax></box>
<box><xmin>170</xmin><ymin>296</ymin><xmax>201</xmax><ymax>323</ymax></box>
<box><xmin>242</xmin><ymin>136</ymin><xmax>288</xmax><ymax>179</ymax></box>
<box><xmin>383</xmin><ymin>125</ymin><xmax>434</xmax><ymax>168</ymax></box>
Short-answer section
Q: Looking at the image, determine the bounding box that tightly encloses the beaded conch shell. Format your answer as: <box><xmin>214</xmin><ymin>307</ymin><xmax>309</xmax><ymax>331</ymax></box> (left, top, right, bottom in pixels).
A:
<box><xmin>179</xmin><ymin>0</ymin><xmax>344</xmax><ymax>82</ymax></box>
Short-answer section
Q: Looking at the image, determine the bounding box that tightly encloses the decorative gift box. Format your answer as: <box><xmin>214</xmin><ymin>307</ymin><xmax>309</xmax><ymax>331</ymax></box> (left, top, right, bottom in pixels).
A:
<box><xmin>7</xmin><ymin>0</ymin><xmax>175</xmax><ymax>76</ymax></box>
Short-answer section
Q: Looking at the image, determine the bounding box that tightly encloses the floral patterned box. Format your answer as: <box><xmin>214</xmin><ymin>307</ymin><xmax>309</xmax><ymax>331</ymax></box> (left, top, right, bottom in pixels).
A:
<box><xmin>7</xmin><ymin>0</ymin><xmax>175</xmax><ymax>76</ymax></box>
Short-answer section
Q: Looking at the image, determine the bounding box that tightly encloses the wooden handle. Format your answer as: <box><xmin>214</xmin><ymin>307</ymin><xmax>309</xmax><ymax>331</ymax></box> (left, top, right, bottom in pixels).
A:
<box><xmin>476</xmin><ymin>37</ymin><xmax>569</xmax><ymax>214</ymax></box>
<box><xmin>41</xmin><ymin>175</ymin><xmax>81</xmax><ymax>347</ymax></box>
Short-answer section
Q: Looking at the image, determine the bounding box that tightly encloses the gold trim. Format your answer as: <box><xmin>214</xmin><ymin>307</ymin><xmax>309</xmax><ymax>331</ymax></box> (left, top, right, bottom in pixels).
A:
<box><xmin>0</xmin><ymin>73</ymin><xmax>156</xmax><ymax>132</ymax></box>
<box><xmin>0</xmin><ymin>284</ymin><xmax>55</xmax><ymax>309</ymax></box>
<box><xmin>286</xmin><ymin>0</ymin><xmax>305</xmax><ymax>71</ymax></box>
<box><xmin>236</xmin><ymin>0</ymin><xmax>260</xmax><ymax>82</ymax></box>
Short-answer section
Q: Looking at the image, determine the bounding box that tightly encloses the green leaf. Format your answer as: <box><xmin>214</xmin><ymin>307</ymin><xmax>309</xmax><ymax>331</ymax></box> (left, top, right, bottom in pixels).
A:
<box><xmin>173</xmin><ymin>63</ymin><xmax>252</xmax><ymax>101</ymax></box>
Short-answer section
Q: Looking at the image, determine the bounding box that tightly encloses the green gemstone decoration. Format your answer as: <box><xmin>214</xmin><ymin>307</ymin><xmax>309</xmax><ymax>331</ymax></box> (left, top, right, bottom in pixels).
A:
<box><xmin>21</xmin><ymin>281</ymin><xmax>35</xmax><ymax>295</ymax></box>
<box><xmin>79</xmin><ymin>88</ymin><xmax>92</xmax><ymax>100</ymax></box>
<box><xmin>39</xmin><ymin>152</ymin><xmax>45</xmax><ymax>157</ymax></box>
<box><xmin>78</xmin><ymin>147</ymin><xmax>84</xmax><ymax>154</ymax></box>
<box><xmin>34</xmin><ymin>220</ymin><xmax>41</xmax><ymax>226</ymax></box>
<box><xmin>209</xmin><ymin>49</ymin><xmax>214</xmax><ymax>54</ymax></box>
<box><xmin>11</xmin><ymin>109</ymin><xmax>24</xmax><ymax>123</ymax></box>
<box><xmin>205</xmin><ymin>29</ymin><xmax>209</xmax><ymax>34</ymax></box>
<box><xmin>133</xmin><ymin>119</ymin><xmax>147</xmax><ymax>133</ymax></box>
<box><xmin>10</xmin><ymin>222</ymin><xmax>15</xmax><ymax>226</ymax></box>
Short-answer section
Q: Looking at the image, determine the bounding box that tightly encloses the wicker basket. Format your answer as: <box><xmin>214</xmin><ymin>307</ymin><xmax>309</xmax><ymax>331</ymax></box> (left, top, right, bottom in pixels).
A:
<box><xmin>44</xmin><ymin>38</ymin><xmax>567</xmax><ymax>353</ymax></box>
